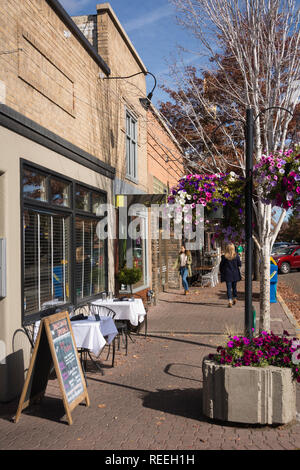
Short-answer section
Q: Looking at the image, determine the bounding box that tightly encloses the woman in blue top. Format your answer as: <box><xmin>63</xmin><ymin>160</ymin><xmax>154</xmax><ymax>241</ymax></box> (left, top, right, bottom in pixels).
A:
<box><xmin>219</xmin><ymin>243</ymin><xmax>242</xmax><ymax>307</ymax></box>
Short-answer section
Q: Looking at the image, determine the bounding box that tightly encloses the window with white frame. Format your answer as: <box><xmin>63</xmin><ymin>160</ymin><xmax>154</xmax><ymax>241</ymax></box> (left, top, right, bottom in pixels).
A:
<box><xmin>126</xmin><ymin>110</ymin><xmax>137</xmax><ymax>181</ymax></box>
<box><xmin>119</xmin><ymin>209</ymin><xmax>149</xmax><ymax>292</ymax></box>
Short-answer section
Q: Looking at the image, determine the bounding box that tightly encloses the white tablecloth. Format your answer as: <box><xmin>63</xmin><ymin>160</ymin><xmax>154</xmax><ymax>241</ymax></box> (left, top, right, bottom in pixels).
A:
<box><xmin>89</xmin><ymin>316</ymin><xmax>118</xmax><ymax>345</ymax></box>
<box><xmin>71</xmin><ymin>317</ymin><xmax>118</xmax><ymax>357</ymax></box>
<box><xmin>34</xmin><ymin>316</ymin><xmax>118</xmax><ymax>357</ymax></box>
<box><xmin>90</xmin><ymin>298</ymin><xmax>147</xmax><ymax>326</ymax></box>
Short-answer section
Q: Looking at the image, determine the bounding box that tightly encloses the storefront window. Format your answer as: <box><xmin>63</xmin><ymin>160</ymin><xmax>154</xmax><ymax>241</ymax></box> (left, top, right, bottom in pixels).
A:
<box><xmin>75</xmin><ymin>217</ymin><xmax>106</xmax><ymax>300</ymax></box>
<box><xmin>92</xmin><ymin>192</ymin><xmax>106</xmax><ymax>215</ymax></box>
<box><xmin>50</xmin><ymin>178</ymin><xmax>70</xmax><ymax>207</ymax></box>
<box><xmin>75</xmin><ymin>186</ymin><xmax>90</xmax><ymax>211</ymax></box>
<box><xmin>23</xmin><ymin>169</ymin><xmax>47</xmax><ymax>201</ymax></box>
<box><xmin>132</xmin><ymin>231</ymin><xmax>146</xmax><ymax>289</ymax></box>
<box><xmin>22</xmin><ymin>164</ymin><xmax>107</xmax><ymax>321</ymax></box>
<box><xmin>23</xmin><ymin>209</ymin><xmax>70</xmax><ymax>315</ymax></box>
<box><xmin>119</xmin><ymin>213</ymin><xmax>148</xmax><ymax>291</ymax></box>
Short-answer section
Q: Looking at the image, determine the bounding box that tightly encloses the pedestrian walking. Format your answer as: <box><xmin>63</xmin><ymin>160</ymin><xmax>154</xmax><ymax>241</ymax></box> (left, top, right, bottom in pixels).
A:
<box><xmin>237</xmin><ymin>244</ymin><xmax>244</xmax><ymax>261</ymax></box>
<box><xmin>174</xmin><ymin>245</ymin><xmax>192</xmax><ymax>295</ymax></box>
<box><xmin>219</xmin><ymin>243</ymin><xmax>242</xmax><ymax>307</ymax></box>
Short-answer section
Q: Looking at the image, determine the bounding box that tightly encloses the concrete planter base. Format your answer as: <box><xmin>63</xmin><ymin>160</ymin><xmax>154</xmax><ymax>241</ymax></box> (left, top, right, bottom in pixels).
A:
<box><xmin>202</xmin><ymin>357</ymin><xmax>296</xmax><ymax>425</ymax></box>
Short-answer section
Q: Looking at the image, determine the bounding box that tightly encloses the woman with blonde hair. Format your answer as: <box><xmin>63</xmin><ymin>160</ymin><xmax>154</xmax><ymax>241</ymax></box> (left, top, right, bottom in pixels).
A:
<box><xmin>219</xmin><ymin>243</ymin><xmax>242</xmax><ymax>307</ymax></box>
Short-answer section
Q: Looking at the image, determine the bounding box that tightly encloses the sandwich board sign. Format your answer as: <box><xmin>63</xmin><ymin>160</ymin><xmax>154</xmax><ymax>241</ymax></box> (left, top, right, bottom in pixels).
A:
<box><xmin>14</xmin><ymin>311</ymin><xmax>90</xmax><ymax>425</ymax></box>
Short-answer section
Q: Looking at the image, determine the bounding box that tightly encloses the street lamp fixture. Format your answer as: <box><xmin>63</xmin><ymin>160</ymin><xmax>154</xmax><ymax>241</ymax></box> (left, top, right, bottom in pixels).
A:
<box><xmin>102</xmin><ymin>71</ymin><xmax>157</xmax><ymax>111</ymax></box>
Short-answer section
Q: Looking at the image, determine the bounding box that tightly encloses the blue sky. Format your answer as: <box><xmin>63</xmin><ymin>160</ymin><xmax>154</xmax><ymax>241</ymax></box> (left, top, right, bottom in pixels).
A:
<box><xmin>60</xmin><ymin>0</ymin><xmax>202</xmax><ymax>106</ymax></box>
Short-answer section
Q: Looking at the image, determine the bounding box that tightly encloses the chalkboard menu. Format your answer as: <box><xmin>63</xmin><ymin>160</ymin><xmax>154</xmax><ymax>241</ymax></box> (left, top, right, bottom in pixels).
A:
<box><xmin>14</xmin><ymin>311</ymin><xmax>90</xmax><ymax>425</ymax></box>
<box><xmin>49</xmin><ymin>317</ymin><xmax>84</xmax><ymax>404</ymax></box>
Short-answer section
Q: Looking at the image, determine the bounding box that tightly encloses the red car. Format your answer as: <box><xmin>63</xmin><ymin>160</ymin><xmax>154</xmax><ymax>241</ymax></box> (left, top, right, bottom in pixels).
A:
<box><xmin>273</xmin><ymin>245</ymin><xmax>300</xmax><ymax>274</ymax></box>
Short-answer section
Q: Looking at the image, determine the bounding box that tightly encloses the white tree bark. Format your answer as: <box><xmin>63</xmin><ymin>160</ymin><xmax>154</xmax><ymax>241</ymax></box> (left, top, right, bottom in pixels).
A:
<box><xmin>163</xmin><ymin>0</ymin><xmax>300</xmax><ymax>331</ymax></box>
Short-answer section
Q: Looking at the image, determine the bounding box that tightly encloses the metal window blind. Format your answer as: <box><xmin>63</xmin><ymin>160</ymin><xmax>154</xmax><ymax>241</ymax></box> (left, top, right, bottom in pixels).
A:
<box><xmin>23</xmin><ymin>209</ymin><xmax>70</xmax><ymax>315</ymax></box>
<box><xmin>75</xmin><ymin>217</ymin><xmax>105</xmax><ymax>301</ymax></box>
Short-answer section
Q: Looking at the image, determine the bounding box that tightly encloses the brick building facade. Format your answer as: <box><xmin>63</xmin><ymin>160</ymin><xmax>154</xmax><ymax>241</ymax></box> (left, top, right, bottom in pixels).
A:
<box><xmin>147</xmin><ymin>106</ymin><xmax>185</xmax><ymax>293</ymax></box>
<box><xmin>0</xmin><ymin>0</ymin><xmax>189</xmax><ymax>402</ymax></box>
<box><xmin>0</xmin><ymin>0</ymin><xmax>149</xmax><ymax>401</ymax></box>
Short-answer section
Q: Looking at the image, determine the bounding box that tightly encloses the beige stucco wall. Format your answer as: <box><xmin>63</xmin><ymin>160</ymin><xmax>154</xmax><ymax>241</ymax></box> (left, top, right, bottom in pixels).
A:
<box><xmin>0</xmin><ymin>125</ymin><xmax>114</xmax><ymax>401</ymax></box>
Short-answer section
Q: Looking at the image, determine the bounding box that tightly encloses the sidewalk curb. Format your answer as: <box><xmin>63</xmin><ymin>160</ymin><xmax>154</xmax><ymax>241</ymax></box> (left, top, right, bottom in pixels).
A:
<box><xmin>277</xmin><ymin>293</ymin><xmax>300</xmax><ymax>338</ymax></box>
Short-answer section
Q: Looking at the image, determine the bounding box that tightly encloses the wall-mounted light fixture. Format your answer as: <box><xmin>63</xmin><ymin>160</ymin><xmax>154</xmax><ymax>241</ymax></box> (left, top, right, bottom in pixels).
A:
<box><xmin>100</xmin><ymin>71</ymin><xmax>157</xmax><ymax>111</ymax></box>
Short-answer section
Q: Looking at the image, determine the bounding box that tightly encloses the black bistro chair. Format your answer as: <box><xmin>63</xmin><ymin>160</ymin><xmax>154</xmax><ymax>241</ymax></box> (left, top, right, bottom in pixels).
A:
<box><xmin>70</xmin><ymin>304</ymin><xmax>104</xmax><ymax>380</ymax></box>
<box><xmin>89</xmin><ymin>303</ymin><xmax>129</xmax><ymax>366</ymax></box>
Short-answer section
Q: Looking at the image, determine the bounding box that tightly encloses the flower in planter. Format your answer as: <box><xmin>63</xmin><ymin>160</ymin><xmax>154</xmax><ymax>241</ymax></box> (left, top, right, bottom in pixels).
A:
<box><xmin>209</xmin><ymin>330</ymin><xmax>300</xmax><ymax>382</ymax></box>
<box><xmin>116</xmin><ymin>267</ymin><xmax>142</xmax><ymax>295</ymax></box>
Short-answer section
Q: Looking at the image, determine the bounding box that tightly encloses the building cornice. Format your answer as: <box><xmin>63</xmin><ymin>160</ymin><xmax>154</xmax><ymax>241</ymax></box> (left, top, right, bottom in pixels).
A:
<box><xmin>0</xmin><ymin>104</ymin><xmax>115</xmax><ymax>180</ymax></box>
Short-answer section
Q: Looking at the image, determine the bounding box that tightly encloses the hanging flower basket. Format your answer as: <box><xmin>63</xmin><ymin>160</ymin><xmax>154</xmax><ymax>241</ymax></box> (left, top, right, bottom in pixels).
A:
<box><xmin>167</xmin><ymin>172</ymin><xmax>245</xmax><ymax>242</ymax></box>
<box><xmin>253</xmin><ymin>145</ymin><xmax>300</xmax><ymax>211</ymax></box>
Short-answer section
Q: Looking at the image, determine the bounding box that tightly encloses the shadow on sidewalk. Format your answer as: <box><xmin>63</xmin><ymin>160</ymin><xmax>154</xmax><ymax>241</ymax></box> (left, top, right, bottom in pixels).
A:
<box><xmin>142</xmin><ymin>387</ymin><xmax>207</xmax><ymax>422</ymax></box>
<box><xmin>158</xmin><ymin>289</ymin><xmax>260</xmax><ymax>306</ymax></box>
<box><xmin>159</xmin><ymin>298</ymin><xmax>227</xmax><ymax>307</ymax></box>
<box><xmin>164</xmin><ymin>363</ymin><xmax>203</xmax><ymax>383</ymax></box>
<box><xmin>146</xmin><ymin>333</ymin><xmax>220</xmax><ymax>349</ymax></box>
<box><xmin>142</xmin><ymin>388</ymin><xmax>279</xmax><ymax>429</ymax></box>
<box><xmin>0</xmin><ymin>396</ymin><xmax>68</xmax><ymax>425</ymax></box>
<box><xmin>216</xmin><ymin>291</ymin><xmax>260</xmax><ymax>302</ymax></box>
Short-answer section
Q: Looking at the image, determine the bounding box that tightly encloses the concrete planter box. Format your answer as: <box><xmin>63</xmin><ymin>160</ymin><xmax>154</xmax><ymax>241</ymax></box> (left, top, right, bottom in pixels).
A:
<box><xmin>202</xmin><ymin>357</ymin><xmax>296</xmax><ymax>425</ymax></box>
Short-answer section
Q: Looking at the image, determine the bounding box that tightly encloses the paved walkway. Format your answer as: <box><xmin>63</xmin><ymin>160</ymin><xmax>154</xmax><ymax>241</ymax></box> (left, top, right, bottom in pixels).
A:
<box><xmin>0</xmin><ymin>280</ymin><xmax>300</xmax><ymax>450</ymax></box>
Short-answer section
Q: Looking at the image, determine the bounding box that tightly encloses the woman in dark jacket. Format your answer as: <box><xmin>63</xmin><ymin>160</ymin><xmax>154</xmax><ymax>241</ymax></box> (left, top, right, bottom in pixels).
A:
<box><xmin>219</xmin><ymin>243</ymin><xmax>242</xmax><ymax>307</ymax></box>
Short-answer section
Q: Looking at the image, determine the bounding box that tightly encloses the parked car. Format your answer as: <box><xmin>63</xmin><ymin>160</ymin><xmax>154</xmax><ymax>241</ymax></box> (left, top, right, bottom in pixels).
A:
<box><xmin>271</xmin><ymin>242</ymin><xmax>294</xmax><ymax>255</ymax></box>
<box><xmin>272</xmin><ymin>245</ymin><xmax>300</xmax><ymax>274</ymax></box>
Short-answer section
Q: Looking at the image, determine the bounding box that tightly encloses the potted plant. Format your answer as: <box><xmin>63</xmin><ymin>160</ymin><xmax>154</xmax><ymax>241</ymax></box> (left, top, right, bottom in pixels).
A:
<box><xmin>202</xmin><ymin>330</ymin><xmax>300</xmax><ymax>425</ymax></box>
<box><xmin>116</xmin><ymin>266</ymin><xmax>142</xmax><ymax>296</ymax></box>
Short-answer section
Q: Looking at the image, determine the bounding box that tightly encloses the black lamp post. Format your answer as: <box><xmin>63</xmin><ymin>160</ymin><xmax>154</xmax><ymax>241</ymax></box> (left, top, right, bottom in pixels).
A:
<box><xmin>244</xmin><ymin>108</ymin><xmax>254</xmax><ymax>337</ymax></box>
<box><xmin>102</xmin><ymin>71</ymin><xmax>157</xmax><ymax>111</ymax></box>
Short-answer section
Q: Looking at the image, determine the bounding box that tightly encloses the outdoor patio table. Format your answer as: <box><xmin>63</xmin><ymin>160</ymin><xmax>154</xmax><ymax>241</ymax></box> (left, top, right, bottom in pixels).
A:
<box><xmin>33</xmin><ymin>316</ymin><xmax>117</xmax><ymax>357</ymax></box>
<box><xmin>90</xmin><ymin>298</ymin><xmax>147</xmax><ymax>326</ymax></box>
<box><xmin>70</xmin><ymin>316</ymin><xmax>118</xmax><ymax>357</ymax></box>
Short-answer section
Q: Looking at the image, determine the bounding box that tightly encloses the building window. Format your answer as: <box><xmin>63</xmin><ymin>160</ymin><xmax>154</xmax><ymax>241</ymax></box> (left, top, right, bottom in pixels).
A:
<box><xmin>75</xmin><ymin>186</ymin><xmax>90</xmax><ymax>211</ymax></box>
<box><xmin>75</xmin><ymin>216</ymin><xmax>106</xmax><ymax>301</ymax></box>
<box><xmin>50</xmin><ymin>178</ymin><xmax>71</xmax><ymax>207</ymax></box>
<box><xmin>119</xmin><ymin>212</ymin><xmax>148</xmax><ymax>292</ymax></box>
<box><xmin>23</xmin><ymin>168</ymin><xmax>47</xmax><ymax>201</ymax></box>
<box><xmin>23</xmin><ymin>210</ymin><xmax>71</xmax><ymax>314</ymax></box>
<box><xmin>126</xmin><ymin>110</ymin><xmax>137</xmax><ymax>181</ymax></box>
<box><xmin>131</xmin><ymin>217</ymin><xmax>147</xmax><ymax>289</ymax></box>
<box><xmin>22</xmin><ymin>164</ymin><xmax>107</xmax><ymax>322</ymax></box>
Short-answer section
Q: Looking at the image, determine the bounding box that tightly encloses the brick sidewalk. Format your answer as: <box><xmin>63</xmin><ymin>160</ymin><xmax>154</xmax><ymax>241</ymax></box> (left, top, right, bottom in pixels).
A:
<box><xmin>0</xmin><ymin>282</ymin><xmax>299</xmax><ymax>450</ymax></box>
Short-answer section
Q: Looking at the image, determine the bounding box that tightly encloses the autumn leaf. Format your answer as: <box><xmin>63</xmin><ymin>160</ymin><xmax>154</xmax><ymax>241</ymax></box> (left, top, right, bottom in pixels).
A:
<box><xmin>97</xmin><ymin>404</ymin><xmax>106</xmax><ymax>408</ymax></box>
